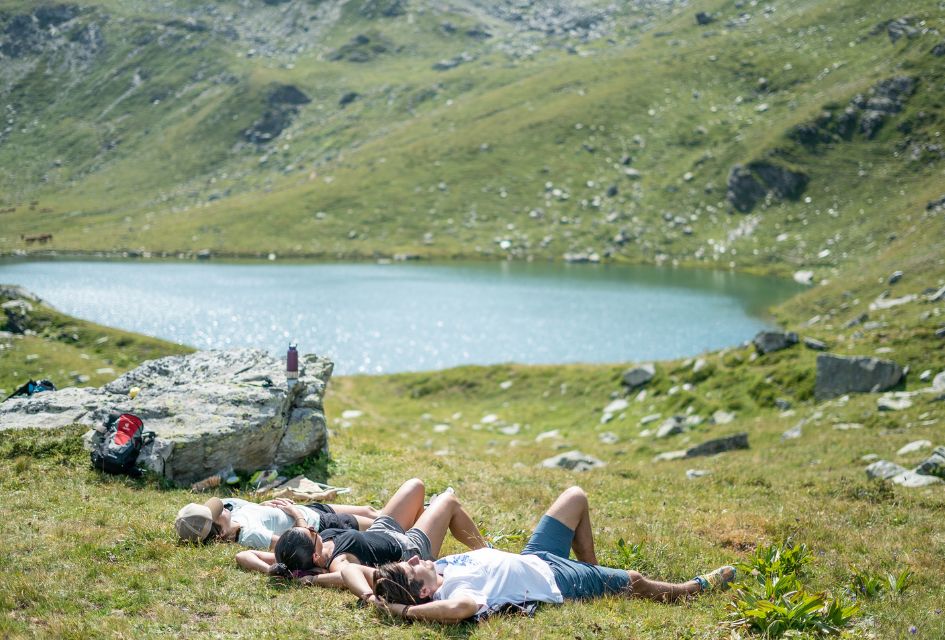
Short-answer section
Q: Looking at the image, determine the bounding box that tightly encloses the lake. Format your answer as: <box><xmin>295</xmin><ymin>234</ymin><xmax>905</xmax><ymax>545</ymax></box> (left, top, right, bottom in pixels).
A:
<box><xmin>0</xmin><ymin>260</ymin><xmax>800</xmax><ymax>374</ymax></box>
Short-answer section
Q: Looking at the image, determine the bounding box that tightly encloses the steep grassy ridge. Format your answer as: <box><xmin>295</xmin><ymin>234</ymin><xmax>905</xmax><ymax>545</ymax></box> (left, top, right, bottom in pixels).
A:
<box><xmin>0</xmin><ymin>0</ymin><xmax>942</xmax><ymax>279</ymax></box>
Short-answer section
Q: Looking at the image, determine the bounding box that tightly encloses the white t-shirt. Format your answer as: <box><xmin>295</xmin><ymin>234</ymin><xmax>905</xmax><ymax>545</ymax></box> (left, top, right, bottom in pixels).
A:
<box><xmin>223</xmin><ymin>498</ymin><xmax>320</xmax><ymax>549</ymax></box>
<box><xmin>434</xmin><ymin>549</ymin><xmax>563</xmax><ymax>615</ymax></box>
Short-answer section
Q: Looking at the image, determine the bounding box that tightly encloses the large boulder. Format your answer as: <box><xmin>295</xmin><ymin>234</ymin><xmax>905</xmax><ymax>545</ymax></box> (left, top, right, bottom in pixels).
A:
<box><xmin>815</xmin><ymin>354</ymin><xmax>904</xmax><ymax>401</ymax></box>
<box><xmin>0</xmin><ymin>349</ymin><xmax>333</xmax><ymax>485</ymax></box>
<box><xmin>685</xmin><ymin>433</ymin><xmax>749</xmax><ymax>457</ymax></box>
<box><xmin>752</xmin><ymin>330</ymin><xmax>798</xmax><ymax>355</ymax></box>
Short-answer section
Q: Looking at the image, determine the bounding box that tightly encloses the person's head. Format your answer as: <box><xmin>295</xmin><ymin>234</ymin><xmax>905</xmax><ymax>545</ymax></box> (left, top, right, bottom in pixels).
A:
<box><xmin>175</xmin><ymin>497</ymin><xmax>226</xmax><ymax>543</ymax></box>
<box><xmin>269</xmin><ymin>526</ymin><xmax>323</xmax><ymax>579</ymax></box>
<box><xmin>373</xmin><ymin>556</ymin><xmax>438</xmax><ymax>605</ymax></box>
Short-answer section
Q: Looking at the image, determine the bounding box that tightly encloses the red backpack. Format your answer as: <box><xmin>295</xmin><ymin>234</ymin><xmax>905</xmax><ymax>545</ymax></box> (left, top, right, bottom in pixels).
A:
<box><xmin>90</xmin><ymin>412</ymin><xmax>154</xmax><ymax>476</ymax></box>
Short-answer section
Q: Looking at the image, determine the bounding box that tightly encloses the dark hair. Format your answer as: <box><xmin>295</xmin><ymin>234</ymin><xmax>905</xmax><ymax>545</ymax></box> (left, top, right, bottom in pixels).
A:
<box><xmin>200</xmin><ymin>522</ymin><xmax>223</xmax><ymax>545</ymax></box>
<box><xmin>373</xmin><ymin>563</ymin><xmax>430</xmax><ymax>605</ymax></box>
<box><xmin>269</xmin><ymin>528</ymin><xmax>317</xmax><ymax>579</ymax></box>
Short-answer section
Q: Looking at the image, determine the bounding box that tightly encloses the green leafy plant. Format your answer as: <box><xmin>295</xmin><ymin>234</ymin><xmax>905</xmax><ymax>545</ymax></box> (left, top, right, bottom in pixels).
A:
<box><xmin>886</xmin><ymin>569</ymin><xmax>913</xmax><ymax>595</ymax></box>
<box><xmin>613</xmin><ymin>538</ymin><xmax>645</xmax><ymax>568</ymax></box>
<box><xmin>728</xmin><ymin>577</ymin><xmax>859</xmax><ymax>638</ymax></box>
<box><xmin>737</xmin><ymin>542</ymin><xmax>812</xmax><ymax>580</ymax></box>
<box><xmin>849</xmin><ymin>566</ymin><xmax>885</xmax><ymax>598</ymax></box>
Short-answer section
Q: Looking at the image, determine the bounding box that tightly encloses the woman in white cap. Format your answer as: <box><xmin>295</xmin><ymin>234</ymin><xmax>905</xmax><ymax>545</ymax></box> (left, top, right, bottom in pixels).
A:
<box><xmin>174</xmin><ymin>496</ymin><xmax>378</xmax><ymax>550</ymax></box>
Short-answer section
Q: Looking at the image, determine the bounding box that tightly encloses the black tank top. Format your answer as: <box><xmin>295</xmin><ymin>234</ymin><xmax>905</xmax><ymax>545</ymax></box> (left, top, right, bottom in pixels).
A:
<box><xmin>321</xmin><ymin>528</ymin><xmax>402</xmax><ymax>567</ymax></box>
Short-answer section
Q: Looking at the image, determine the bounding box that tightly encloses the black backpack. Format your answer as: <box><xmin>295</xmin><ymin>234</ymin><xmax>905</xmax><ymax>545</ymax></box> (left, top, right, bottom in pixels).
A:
<box><xmin>90</xmin><ymin>412</ymin><xmax>154</xmax><ymax>476</ymax></box>
<box><xmin>5</xmin><ymin>378</ymin><xmax>56</xmax><ymax>401</ymax></box>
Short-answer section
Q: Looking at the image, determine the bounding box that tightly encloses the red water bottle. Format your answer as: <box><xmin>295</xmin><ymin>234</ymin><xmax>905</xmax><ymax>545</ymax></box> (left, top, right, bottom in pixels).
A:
<box><xmin>286</xmin><ymin>343</ymin><xmax>299</xmax><ymax>386</ymax></box>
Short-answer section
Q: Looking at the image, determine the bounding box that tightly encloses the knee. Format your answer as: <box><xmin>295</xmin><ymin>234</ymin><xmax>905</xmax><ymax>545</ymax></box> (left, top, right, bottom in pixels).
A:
<box><xmin>403</xmin><ymin>478</ymin><xmax>425</xmax><ymax>494</ymax></box>
<box><xmin>563</xmin><ymin>486</ymin><xmax>588</xmax><ymax>504</ymax></box>
<box><xmin>437</xmin><ymin>493</ymin><xmax>460</xmax><ymax>510</ymax></box>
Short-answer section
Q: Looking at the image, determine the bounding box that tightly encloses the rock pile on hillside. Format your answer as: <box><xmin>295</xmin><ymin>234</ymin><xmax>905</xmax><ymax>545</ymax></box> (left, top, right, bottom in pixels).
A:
<box><xmin>0</xmin><ymin>349</ymin><xmax>333</xmax><ymax>485</ymax></box>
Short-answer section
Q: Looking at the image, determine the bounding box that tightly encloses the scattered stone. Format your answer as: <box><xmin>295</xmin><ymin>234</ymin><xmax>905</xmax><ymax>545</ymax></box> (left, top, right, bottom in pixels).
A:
<box><xmin>656</xmin><ymin>416</ymin><xmax>686</xmax><ymax>438</ymax></box>
<box><xmin>793</xmin><ymin>271</ymin><xmax>814</xmax><ymax>285</ymax></box>
<box><xmin>883</xmin><ymin>17</ymin><xmax>919</xmax><ymax>43</ymax></box>
<box><xmin>499</xmin><ymin>380</ymin><xmax>513</xmax><ymax>390</ymax></box>
<box><xmin>535</xmin><ymin>429</ymin><xmax>561</xmax><ymax>442</ymax></box>
<box><xmin>869</xmin><ymin>292</ymin><xmax>917</xmax><ymax>311</ymax></box>
<box><xmin>803</xmin><ymin>337</ymin><xmax>828</xmax><ymax>351</ymax></box>
<box><xmin>695</xmin><ymin>11</ymin><xmax>713</xmax><ymax>25</ymax></box>
<box><xmin>3</xmin><ymin>349</ymin><xmax>333</xmax><ymax>484</ymax></box>
<box><xmin>775</xmin><ymin>398</ymin><xmax>792</xmax><ymax>411</ymax></box>
<box><xmin>932</xmin><ymin>371</ymin><xmax>945</xmax><ymax>392</ymax></box>
<box><xmin>815</xmin><ymin>354</ymin><xmax>904</xmax><ymax>401</ymax></box>
<box><xmin>341</xmin><ymin>409</ymin><xmax>363</xmax><ymax>419</ymax></box>
<box><xmin>622</xmin><ymin>363</ymin><xmax>655</xmax><ymax>389</ymax></box>
<box><xmin>865</xmin><ymin>459</ymin><xmax>908</xmax><ymax>480</ymax></box>
<box><xmin>654</xmin><ymin>450</ymin><xmax>687</xmax><ymax>462</ymax></box>
<box><xmin>878</xmin><ymin>395</ymin><xmax>912</xmax><ymax>411</ymax></box>
<box><xmin>833</xmin><ymin>423</ymin><xmax>863</xmax><ymax>430</ymax></box>
<box><xmin>892</xmin><ymin>471</ymin><xmax>942</xmax><ymax>487</ymax></box>
<box><xmin>684</xmin><ymin>433</ymin><xmax>749</xmax><ymax>458</ymax></box>
<box><xmin>933</xmin><ymin>42</ymin><xmax>945</xmax><ymax>57</ymax></box>
<box><xmin>599</xmin><ymin>432</ymin><xmax>619</xmax><ymax>445</ymax></box>
<box><xmin>897</xmin><ymin>440</ymin><xmax>931</xmax><ymax>456</ymax></box>
<box><xmin>339</xmin><ymin>91</ymin><xmax>360</xmax><ymax>107</ymax></box>
<box><xmin>861</xmin><ymin>453</ymin><xmax>879</xmax><ymax>462</ymax></box>
<box><xmin>843</xmin><ymin>313</ymin><xmax>868</xmax><ymax>329</ymax></box>
<box><xmin>726</xmin><ymin>161</ymin><xmax>808</xmax><ymax>213</ymax></box>
<box><xmin>499</xmin><ymin>424</ymin><xmax>520</xmax><ymax>435</ymax></box>
<box><xmin>711</xmin><ymin>410</ymin><xmax>735</xmax><ymax>425</ymax></box>
<box><xmin>541</xmin><ymin>450</ymin><xmax>606</xmax><ymax>472</ymax></box>
<box><xmin>640</xmin><ymin>413</ymin><xmax>661</xmax><ymax>426</ymax></box>
<box><xmin>916</xmin><ymin>446</ymin><xmax>945</xmax><ymax>478</ymax></box>
<box><xmin>686</xmin><ymin>469</ymin><xmax>710</xmax><ymax>479</ymax></box>
<box><xmin>603</xmin><ymin>398</ymin><xmax>629</xmax><ymax>414</ymax></box>
<box><xmin>919</xmin><ymin>370</ymin><xmax>932</xmax><ymax>382</ymax></box>
<box><xmin>753</xmin><ymin>330</ymin><xmax>798</xmax><ymax>354</ymax></box>
<box><xmin>433</xmin><ymin>424</ymin><xmax>450</xmax><ymax>433</ymax></box>
<box><xmin>888</xmin><ymin>270</ymin><xmax>904</xmax><ymax>284</ymax></box>
<box><xmin>692</xmin><ymin>358</ymin><xmax>707</xmax><ymax>373</ymax></box>
<box><xmin>480</xmin><ymin>413</ymin><xmax>499</xmax><ymax>424</ymax></box>
<box><xmin>782</xmin><ymin>423</ymin><xmax>803</xmax><ymax>440</ymax></box>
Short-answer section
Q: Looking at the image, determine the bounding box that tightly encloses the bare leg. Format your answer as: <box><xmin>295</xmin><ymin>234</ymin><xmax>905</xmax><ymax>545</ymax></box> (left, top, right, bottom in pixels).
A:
<box><xmin>328</xmin><ymin>504</ymin><xmax>380</xmax><ymax>520</ymax></box>
<box><xmin>412</xmin><ymin>493</ymin><xmax>487</xmax><ymax>555</ymax></box>
<box><xmin>379</xmin><ymin>478</ymin><xmax>426</xmax><ymax>530</ymax></box>
<box><xmin>542</xmin><ymin>486</ymin><xmax>597</xmax><ymax>564</ymax></box>
<box><xmin>628</xmin><ymin>571</ymin><xmax>701</xmax><ymax>602</ymax></box>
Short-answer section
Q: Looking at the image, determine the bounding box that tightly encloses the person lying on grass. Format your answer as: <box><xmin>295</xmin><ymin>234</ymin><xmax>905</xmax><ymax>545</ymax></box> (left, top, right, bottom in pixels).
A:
<box><xmin>343</xmin><ymin>486</ymin><xmax>735</xmax><ymax>624</ymax></box>
<box><xmin>175</xmin><ymin>496</ymin><xmax>379</xmax><ymax>550</ymax></box>
<box><xmin>235</xmin><ymin>478</ymin><xmax>488</xmax><ymax>584</ymax></box>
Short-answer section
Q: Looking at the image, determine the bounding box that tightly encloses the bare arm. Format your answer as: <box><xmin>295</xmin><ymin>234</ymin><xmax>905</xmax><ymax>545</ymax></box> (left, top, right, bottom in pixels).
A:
<box><xmin>340</xmin><ymin>563</ymin><xmax>377</xmax><ymax>599</ymax></box>
<box><xmin>235</xmin><ymin>550</ymin><xmax>275</xmax><ymax>574</ymax></box>
<box><xmin>373</xmin><ymin>596</ymin><xmax>479</xmax><ymax>624</ymax></box>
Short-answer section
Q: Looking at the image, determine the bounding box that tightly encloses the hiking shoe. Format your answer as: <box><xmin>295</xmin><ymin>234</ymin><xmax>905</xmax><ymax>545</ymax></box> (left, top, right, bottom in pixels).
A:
<box><xmin>693</xmin><ymin>565</ymin><xmax>736</xmax><ymax>592</ymax></box>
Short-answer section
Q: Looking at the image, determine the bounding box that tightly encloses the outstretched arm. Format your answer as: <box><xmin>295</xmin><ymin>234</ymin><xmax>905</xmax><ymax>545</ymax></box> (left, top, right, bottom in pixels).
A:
<box><xmin>341</xmin><ymin>563</ymin><xmax>377</xmax><ymax>599</ymax></box>
<box><xmin>372</xmin><ymin>596</ymin><xmax>479</xmax><ymax>624</ymax></box>
<box><xmin>235</xmin><ymin>550</ymin><xmax>275</xmax><ymax>573</ymax></box>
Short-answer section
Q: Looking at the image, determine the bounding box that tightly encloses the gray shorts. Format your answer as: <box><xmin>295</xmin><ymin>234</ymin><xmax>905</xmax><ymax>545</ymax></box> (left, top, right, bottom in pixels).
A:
<box><xmin>368</xmin><ymin>515</ymin><xmax>434</xmax><ymax>561</ymax></box>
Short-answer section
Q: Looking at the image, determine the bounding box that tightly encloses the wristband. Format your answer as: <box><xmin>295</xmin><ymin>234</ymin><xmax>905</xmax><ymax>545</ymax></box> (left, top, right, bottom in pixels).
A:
<box><xmin>402</xmin><ymin>605</ymin><xmax>411</xmax><ymax>618</ymax></box>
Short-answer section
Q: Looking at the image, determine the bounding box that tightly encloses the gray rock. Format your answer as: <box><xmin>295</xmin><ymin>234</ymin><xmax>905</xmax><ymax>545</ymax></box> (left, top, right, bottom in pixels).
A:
<box><xmin>892</xmin><ymin>471</ymin><xmax>942</xmax><ymax>487</ymax></box>
<box><xmin>775</xmin><ymin>398</ymin><xmax>792</xmax><ymax>411</ymax></box>
<box><xmin>621</xmin><ymin>363</ymin><xmax>655</xmax><ymax>389</ymax></box>
<box><xmin>865</xmin><ymin>459</ymin><xmax>908</xmax><ymax>480</ymax></box>
<box><xmin>695</xmin><ymin>11</ymin><xmax>713</xmax><ymax>25</ymax></box>
<box><xmin>684</xmin><ymin>433</ymin><xmax>749</xmax><ymax>457</ymax></box>
<box><xmin>803</xmin><ymin>337</ymin><xmax>828</xmax><ymax>351</ymax></box>
<box><xmin>878</xmin><ymin>394</ymin><xmax>912</xmax><ymax>411</ymax></box>
<box><xmin>1</xmin><ymin>299</ymin><xmax>34</xmax><ymax>334</ymax></box>
<box><xmin>888</xmin><ymin>270</ymin><xmax>904</xmax><ymax>284</ymax></box>
<box><xmin>541</xmin><ymin>450</ymin><xmax>606</xmax><ymax>472</ymax></box>
<box><xmin>726</xmin><ymin>164</ymin><xmax>766</xmax><ymax>213</ymax></box>
<box><xmin>656</xmin><ymin>415</ymin><xmax>686</xmax><ymax>438</ymax></box>
<box><xmin>753</xmin><ymin>330</ymin><xmax>798</xmax><ymax>354</ymax></box>
<box><xmin>933</xmin><ymin>43</ymin><xmax>945</xmax><ymax>57</ymax></box>
<box><xmin>916</xmin><ymin>446</ymin><xmax>945</xmax><ymax>478</ymax></box>
<box><xmin>0</xmin><ymin>349</ymin><xmax>333</xmax><ymax>485</ymax></box>
<box><xmin>685</xmin><ymin>469</ymin><xmax>710</xmax><ymax>479</ymax></box>
<box><xmin>781</xmin><ymin>423</ymin><xmax>803</xmax><ymax>440</ymax></box>
<box><xmin>815</xmin><ymin>354</ymin><xmax>904</xmax><ymax>401</ymax></box>
<box><xmin>897</xmin><ymin>440</ymin><xmax>931</xmax><ymax>456</ymax></box>
<box><xmin>933</xmin><ymin>371</ymin><xmax>945</xmax><ymax>392</ymax></box>
<box><xmin>653</xmin><ymin>450</ymin><xmax>687</xmax><ymax>462</ymax></box>
<box><xmin>711</xmin><ymin>410</ymin><xmax>735</xmax><ymax>425</ymax></box>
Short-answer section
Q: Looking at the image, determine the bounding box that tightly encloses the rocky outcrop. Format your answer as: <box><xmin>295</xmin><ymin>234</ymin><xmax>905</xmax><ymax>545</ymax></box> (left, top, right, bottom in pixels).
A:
<box><xmin>0</xmin><ymin>349</ymin><xmax>333</xmax><ymax>485</ymax></box>
<box><xmin>243</xmin><ymin>84</ymin><xmax>311</xmax><ymax>144</ymax></box>
<box><xmin>541</xmin><ymin>450</ymin><xmax>606</xmax><ymax>472</ymax></box>
<box><xmin>815</xmin><ymin>354</ymin><xmax>904</xmax><ymax>401</ymax></box>
<box><xmin>327</xmin><ymin>32</ymin><xmax>394</xmax><ymax>63</ymax></box>
<box><xmin>726</xmin><ymin>162</ymin><xmax>808</xmax><ymax>213</ymax></box>
<box><xmin>790</xmin><ymin>76</ymin><xmax>916</xmax><ymax>150</ymax></box>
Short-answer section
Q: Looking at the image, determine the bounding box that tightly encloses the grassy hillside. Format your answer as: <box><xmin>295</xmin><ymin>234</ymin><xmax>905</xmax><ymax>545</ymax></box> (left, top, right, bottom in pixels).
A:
<box><xmin>0</xmin><ymin>0</ymin><xmax>942</xmax><ymax>279</ymax></box>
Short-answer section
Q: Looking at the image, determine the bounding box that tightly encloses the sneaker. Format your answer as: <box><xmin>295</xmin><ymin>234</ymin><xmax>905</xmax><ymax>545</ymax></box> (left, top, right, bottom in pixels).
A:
<box><xmin>693</xmin><ymin>565</ymin><xmax>736</xmax><ymax>592</ymax></box>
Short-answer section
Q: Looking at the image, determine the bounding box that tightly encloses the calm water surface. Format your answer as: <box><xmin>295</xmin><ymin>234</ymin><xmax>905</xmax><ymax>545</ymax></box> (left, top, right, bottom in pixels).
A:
<box><xmin>0</xmin><ymin>260</ymin><xmax>800</xmax><ymax>374</ymax></box>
